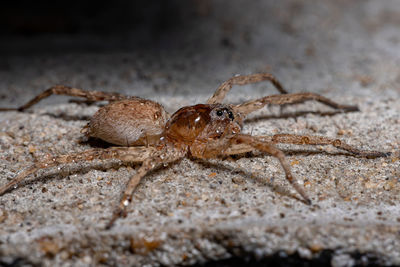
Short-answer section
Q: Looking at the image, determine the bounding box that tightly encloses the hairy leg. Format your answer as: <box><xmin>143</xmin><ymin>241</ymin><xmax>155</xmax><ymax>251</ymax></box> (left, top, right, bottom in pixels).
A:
<box><xmin>234</xmin><ymin>92</ymin><xmax>359</xmax><ymax>117</ymax></box>
<box><xmin>207</xmin><ymin>73</ymin><xmax>288</xmax><ymax>104</ymax></box>
<box><xmin>224</xmin><ymin>134</ymin><xmax>389</xmax><ymax>158</ymax></box>
<box><xmin>269</xmin><ymin>134</ymin><xmax>390</xmax><ymax>158</ymax></box>
<box><xmin>106</xmin><ymin>146</ymin><xmax>185</xmax><ymax>229</ymax></box>
<box><xmin>0</xmin><ymin>146</ymin><xmax>156</xmax><ymax>196</ymax></box>
<box><xmin>0</xmin><ymin>85</ymin><xmax>132</xmax><ymax>111</ymax></box>
<box><xmin>230</xmin><ymin>134</ymin><xmax>312</xmax><ymax>205</ymax></box>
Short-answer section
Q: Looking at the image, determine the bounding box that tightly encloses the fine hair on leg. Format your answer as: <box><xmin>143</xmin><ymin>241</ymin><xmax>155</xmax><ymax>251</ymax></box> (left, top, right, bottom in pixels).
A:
<box><xmin>230</xmin><ymin>134</ymin><xmax>312</xmax><ymax>205</ymax></box>
<box><xmin>0</xmin><ymin>147</ymin><xmax>156</xmax><ymax>196</ymax></box>
<box><xmin>234</xmin><ymin>92</ymin><xmax>359</xmax><ymax>117</ymax></box>
<box><xmin>0</xmin><ymin>85</ymin><xmax>132</xmax><ymax>111</ymax></box>
<box><xmin>207</xmin><ymin>73</ymin><xmax>288</xmax><ymax>104</ymax></box>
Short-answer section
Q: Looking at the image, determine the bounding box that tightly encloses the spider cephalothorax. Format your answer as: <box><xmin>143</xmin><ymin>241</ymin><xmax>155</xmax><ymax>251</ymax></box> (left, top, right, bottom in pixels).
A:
<box><xmin>0</xmin><ymin>73</ymin><xmax>389</xmax><ymax>229</ymax></box>
<box><xmin>164</xmin><ymin>104</ymin><xmax>241</xmax><ymax>144</ymax></box>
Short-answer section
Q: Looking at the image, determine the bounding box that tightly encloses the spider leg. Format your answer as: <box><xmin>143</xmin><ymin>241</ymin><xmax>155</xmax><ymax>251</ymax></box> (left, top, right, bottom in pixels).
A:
<box><xmin>269</xmin><ymin>134</ymin><xmax>390</xmax><ymax>158</ymax></box>
<box><xmin>207</xmin><ymin>73</ymin><xmax>288</xmax><ymax>104</ymax></box>
<box><xmin>106</xmin><ymin>146</ymin><xmax>185</xmax><ymax>229</ymax></box>
<box><xmin>225</xmin><ymin>135</ymin><xmax>390</xmax><ymax>158</ymax></box>
<box><xmin>230</xmin><ymin>134</ymin><xmax>312</xmax><ymax>205</ymax></box>
<box><xmin>224</xmin><ymin>142</ymin><xmax>255</xmax><ymax>155</ymax></box>
<box><xmin>0</xmin><ymin>85</ymin><xmax>131</xmax><ymax>111</ymax></box>
<box><xmin>234</xmin><ymin>92</ymin><xmax>359</xmax><ymax>117</ymax></box>
<box><xmin>0</xmin><ymin>146</ymin><xmax>156</xmax><ymax>196</ymax></box>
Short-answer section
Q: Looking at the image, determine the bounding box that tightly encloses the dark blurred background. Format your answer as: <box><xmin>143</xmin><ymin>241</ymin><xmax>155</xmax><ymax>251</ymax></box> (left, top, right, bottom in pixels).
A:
<box><xmin>0</xmin><ymin>0</ymin><xmax>398</xmax><ymax>105</ymax></box>
<box><xmin>0</xmin><ymin>0</ymin><xmax>206</xmax><ymax>54</ymax></box>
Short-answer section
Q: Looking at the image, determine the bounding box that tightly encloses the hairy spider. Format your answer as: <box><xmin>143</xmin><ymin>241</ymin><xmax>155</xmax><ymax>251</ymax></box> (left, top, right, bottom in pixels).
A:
<box><xmin>0</xmin><ymin>73</ymin><xmax>389</xmax><ymax>229</ymax></box>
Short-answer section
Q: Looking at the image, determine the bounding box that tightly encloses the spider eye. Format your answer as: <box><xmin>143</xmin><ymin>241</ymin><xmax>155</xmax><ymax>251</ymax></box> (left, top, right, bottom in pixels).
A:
<box><xmin>216</xmin><ymin>110</ymin><xmax>224</xmax><ymax>116</ymax></box>
<box><xmin>228</xmin><ymin>111</ymin><xmax>234</xmax><ymax>120</ymax></box>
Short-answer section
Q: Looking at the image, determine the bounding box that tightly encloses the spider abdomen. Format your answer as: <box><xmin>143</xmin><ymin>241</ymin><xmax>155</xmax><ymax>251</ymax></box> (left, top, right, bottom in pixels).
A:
<box><xmin>83</xmin><ymin>98</ymin><xmax>169</xmax><ymax>146</ymax></box>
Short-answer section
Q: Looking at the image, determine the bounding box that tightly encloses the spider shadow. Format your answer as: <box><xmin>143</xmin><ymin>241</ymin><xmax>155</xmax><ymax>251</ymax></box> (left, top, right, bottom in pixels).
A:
<box><xmin>42</xmin><ymin>113</ymin><xmax>93</xmax><ymax>121</ymax></box>
<box><xmin>192</xmin><ymin>156</ymin><xmax>307</xmax><ymax>204</ymax></box>
<box><xmin>244</xmin><ymin>109</ymin><xmax>352</xmax><ymax>124</ymax></box>
<box><xmin>192</xmin><ymin>148</ymin><xmax>358</xmax><ymax>205</ymax></box>
<box><xmin>78</xmin><ymin>137</ymin><xmax>116</xmax><ymax>149</ymax></box>
<box><xmin>25</xmin><ymin>99</ymin><xmax>108</xmax><ymax>121</ymax></box>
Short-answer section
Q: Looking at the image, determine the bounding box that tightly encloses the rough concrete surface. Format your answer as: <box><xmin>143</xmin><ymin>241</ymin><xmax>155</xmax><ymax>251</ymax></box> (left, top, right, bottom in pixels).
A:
<box><xmin>0</xmin><ymin>0</ymin><xmax>399</xmax><ymax>266</ymax></box>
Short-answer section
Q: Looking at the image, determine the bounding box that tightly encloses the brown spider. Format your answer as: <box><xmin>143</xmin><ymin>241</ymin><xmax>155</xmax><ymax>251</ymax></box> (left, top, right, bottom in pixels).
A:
<box><xmin>0</xmin><ymin>73</ymin><xmax>389</xmax><ymax>229</ymax></box>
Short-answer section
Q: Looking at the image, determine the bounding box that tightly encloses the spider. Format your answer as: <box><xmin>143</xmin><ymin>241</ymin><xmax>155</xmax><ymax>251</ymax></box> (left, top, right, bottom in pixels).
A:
<box><xmin>0</xmin><ymin>73</ymin><xmax>389</xmax><ymax>229</ymax></box>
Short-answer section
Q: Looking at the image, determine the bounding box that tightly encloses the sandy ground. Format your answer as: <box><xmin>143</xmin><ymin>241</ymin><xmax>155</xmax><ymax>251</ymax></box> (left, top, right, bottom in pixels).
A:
<box><xmin>0</xmin><ymin>0</ymin><xmax>400</xmax><ymax>266</ymax></box>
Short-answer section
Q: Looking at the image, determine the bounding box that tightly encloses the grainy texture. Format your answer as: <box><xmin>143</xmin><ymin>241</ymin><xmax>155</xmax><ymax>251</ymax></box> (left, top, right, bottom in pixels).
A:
<box><xmin>0</xmin><ymin>0</ymin><xmax>400</xmax><ymax>266</ymax></box>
